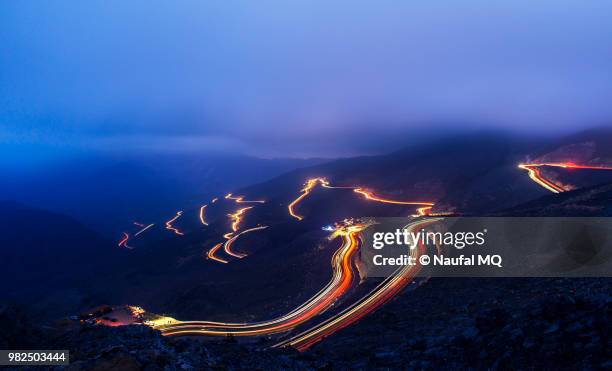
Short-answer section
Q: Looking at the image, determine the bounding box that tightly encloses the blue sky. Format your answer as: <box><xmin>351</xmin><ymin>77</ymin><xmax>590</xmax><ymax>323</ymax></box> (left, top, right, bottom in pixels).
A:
<box><xmin>1</xmin><ymin>1</ymin><xmax>612</xmax><ymax>158</ymax></box>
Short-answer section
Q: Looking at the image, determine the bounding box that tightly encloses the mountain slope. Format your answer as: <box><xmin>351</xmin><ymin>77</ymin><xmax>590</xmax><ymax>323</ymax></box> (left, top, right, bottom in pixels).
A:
<box><xmin>500</xmin><ymin>182</ymin><xmax>612</xmax><ymax>216</ymax></box>
<box><xmin>238</xmin><ymin>132</ymin><xmax>548</xmax><ymax>213</ymax></box>
<box><xmin>1</xmin><ymin>154</ymin><xmax>326</xmax><ymax>236</ymax></box>
<box><xmin>85</xmin><ymin>130</ymin><xmax>612</xmax><ymax>322</ymax></box>
<box><xmin>0</xmin><ymin>202</ymin><xmax>121</xmax><ymax>319</ymax></box>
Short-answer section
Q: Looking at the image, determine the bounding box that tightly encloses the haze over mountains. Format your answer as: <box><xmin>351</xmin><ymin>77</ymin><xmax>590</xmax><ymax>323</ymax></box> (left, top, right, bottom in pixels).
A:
<box><xmin>2</xmin><ymin>2</ymin><xmax>611</xmax><ymax>367</ymax></box>
<box><xmin>3</xmin><ymin>128</ymin><xmax>612</xmax><ymax>325</ymax></box>
<box><xmin>1</xmin><ymin>153</ymin><xmax>325</xmax><ymax>236</ymax></box>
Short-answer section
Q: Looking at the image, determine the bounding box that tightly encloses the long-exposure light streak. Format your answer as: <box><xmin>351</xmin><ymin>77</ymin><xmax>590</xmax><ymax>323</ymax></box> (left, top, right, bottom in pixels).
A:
<box><xmin>353</xmin><ymin>188</ymin><xmax>434</xmax><ymax>206</ymax></box>
<box><xmin>416</xmin><ymin>206</ymin><xmax>433</xmax><ymax>216</ymax></box>
<box><xmin>111</xmin><ymin>163</ymin><xmax>612</xmax><ymax>347</ymax></box>
<box><xmin>134</xmin><ymin>223</ymin><xmax>154</xmax><ymax>237</ymax></box>
<box><xmin>199</xmin><ymin>205</ymin><xmax>209</xmax><ymax>226</ymax></box>
<box><xmin>229</xmin><ymin>207</ymin><xmax>253</xmax><ymax>232</ymax></box>
<box><xmin>154</xmin><ymin>223</ymin><xmax>368</xmax><ymax>337</ymax></box>
<box><xmin>206</xmin><ymin>243</ymin><xmax>228</xmax><ymax>264</ymax></box>
<box><xmin>288</xmin><ymin>178</ymin><xmax>435</xmax><ymax>220</ymax></box>
<box><xmin>118</xmin><ymin>232</ymin><xmax>134</xmax><ymax>249</ymax></box>
<box><xmin>118</xmin><ymin>232</ymin><xmax>129</xmax><ymax>248</ymax></box>
<box><xmin>225</xmin><ymin>193</ymin><xmax>265</xmax><ymax>204</ymax></box>
<box><xmin>119</xmin><ymin>223</ymin><xmax>153</xmax><ymax>248</ymax></box>
<box><xmin>205</xmin><ymin>201</ymin><xmax>267</xmax><ymax>263</ymax></box>
<box><xmin>518</xmin><ymin>162</ymin><xmax>612</xmax><ymax>193</ymax></box>
<box><xmin>165</xmin><ymin>211</ymin><xmax>184</xmax><ymax>236</ymax></box>
<box><xmin>120</xmin><ymin>177</ymin><xmax>444</xmax><ymax>345</ymax></box>
<box><xmin>518</xmin><ymin>164</ymin><xmax>564</xmax><ymax>193</ymax></box>
<box><xmin>288</xmin><ymin>178</ymin><xmax>330</xmax><ymax>220</ymax></box>
<box><xmin>275</xmin><ymin>218</ymin><xmax>441</xmax><ymax>351</ymax></box>
<box><xmin>223</xmin><ymin>225</ymin><xmax>268</xmax><ymax>259</ymax></box>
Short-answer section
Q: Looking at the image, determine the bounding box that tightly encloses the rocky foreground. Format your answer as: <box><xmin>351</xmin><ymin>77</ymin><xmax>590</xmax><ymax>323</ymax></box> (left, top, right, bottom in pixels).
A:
<box><xmin>1</xmin><ymin>278</ymin><xmax>610</xmax><ymax>370</ymax></box>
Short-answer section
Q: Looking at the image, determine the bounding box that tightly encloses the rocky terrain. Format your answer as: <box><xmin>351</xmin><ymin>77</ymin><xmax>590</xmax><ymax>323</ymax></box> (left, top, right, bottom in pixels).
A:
<box><xmin>2</xmin><ymin>277</ymin><xmax>609</xmax><ymax>370</ymax></box>
<box><xmin>2</xmin><ymin>130</ymin><xmax>612</xmax><ymax>370</ymax></box>
<box><xmin>308</xmin><ymin>278</ymin><xmax>610</xmax><ymax>370</ymax></box>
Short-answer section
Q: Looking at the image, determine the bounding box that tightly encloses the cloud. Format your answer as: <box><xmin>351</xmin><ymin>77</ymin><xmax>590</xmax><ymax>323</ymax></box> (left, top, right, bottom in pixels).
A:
<box><xmin>1</xmin><ymin>1</ymin><xmax>612</xmax><ymax>156</ymax></box>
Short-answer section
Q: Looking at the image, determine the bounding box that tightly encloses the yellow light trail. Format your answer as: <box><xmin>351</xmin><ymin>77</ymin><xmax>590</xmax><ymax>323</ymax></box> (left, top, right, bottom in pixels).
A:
<box><xmin>275</xmin><ymin>218</ymin><xmax>441</xmax><ymax>351</ymax></box>
<box><xmin>205</xmin><ymin>205</ymin><xmax>266</xmax><ymax>263</ymax></box>
<box><xmin>416</xmin><ymin>206</ymin><xmax>433</xmax><ymax>216</ymax></box>
<box><xmin>222</xmin><ymin>225</ymin><xmax>268</xmax><ymax>259</ymax></box>
<box><xmin>229</xmin><ymin>207</ymin><xmax>253</xmax><ymax>232</ymax></box>
<box><xmin>144</xmin><ymin>315</ymin><xmax>179</xmax><ymax>327</ymax></box>
<box><xmin>288</xmin><ymin>178</ymin><xmax>329</xmax><ymax>220</ymax></box>
<box><xmin>129</xmin><ymin>305</ymin><xmax>146</xmax><ymax>317</ymax></box>
<box><xmin>353</xmin><ymin>188</ymin><xmax>434</xmax><ymax>207</ymax></box>
<box><xmin>206</xmin><ymin>243</ymin><xmax>228</xmax><ymax>264</ymax></box>
<box><xmin>288</xmin><ymin>177</ymin><xmax>435</xmax><ymax>220</ymax></box>
<box><xmin>165</xmin><ymin>211</ymin><xmax>184</xmax><ymax>236</ymax></box>
<box><xmin>114</xmin><ymin>180</ymin><xmax>446</xmax><ymax>344</ymax></box>
<box><xmin>518</xmin><ymin>164</ymin><xmax>564</xmax><ymax>193</ymax></box>
<box><xmin>225</xmin><ymin>193</ymin><xmax>265</xmax><ymax>204</ymax></box>
<box><xmin>199</xmin><ymin>205</ymin><xmax>209</xmax><ymax>226</ymax></box>
<box><xmin>110</xmin><ymin>187</ymin><xmax>446</xmax><ymax>349</ymax></box>
<box><xmin>153</xmin><ymin>222</ymin><xmax>369</xmax><ymax>337</ymax></box>
<box><xmin>518</xmin><ymin>162</ymin><xmax>612</xmax><ymax>193</ymax></box>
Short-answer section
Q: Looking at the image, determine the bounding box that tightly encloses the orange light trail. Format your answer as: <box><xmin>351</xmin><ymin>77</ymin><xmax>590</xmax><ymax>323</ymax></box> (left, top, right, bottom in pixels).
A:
<box><xmin>153</xmin><ymin>222</ymin><xmax>367</xmax><ymax>337</ymax></box>
<box><xmin>204</xmin><ymin>207</ymin><xmax>260</xmax><ymax>262</ymax></box>
<box><xmin>518</xmin><ymin>164</ymin><xmax>564</xmax><ymax>193</ymax></box>
<box><xmin>353</xmin><ymin>188</ymin><xmax>434</xmax><ymax>207</ymax></box>
<box><xmin>416</xmin><ymin>206</ymin><xmax>433</xmax><ymax>216</ymax></box>
<box><xmin>165</xmin><ymin>211</ymin><xmax>184</xmax><ymax>236</ymax></box>
<box><xmin>229</xmin><ymin>207</ymin><xmax>253</xmax><ymax>232</ymax></box>
<box><xmin>223</xmin><ymin>225</ymin><xmax>268</xmax><ymax>259</ymax></box>
<box><xmin>120</xmin><ymin>179</ymin><xmax>443</xmax><ymax>344</ymax></box>
<box><xmin>288</xmin><ymin>178</ymin><xmax>435</xmax><ymax>220</ymax></box>
<box><xmin>288</xmin><ymin>178</ymin><xmax>335</xmax><ymax>220</ymax></box>
<box><xmin>225</xmin><ymin>193</ymin><xmax>265</xmax><ymax>204</ymax></box>
<box><xmin>199</xmin><ymin>205</ymin><xmax>209</xmax><ymax>226</ymax></box>
<box><xmin>518</xmin><ymin>162</ymin><xmax>612</xmax><ymax>193</ymax></box>
<box><xmin>276</xmin><ymin>218</ymin><xmax>440</xmax><ymax>351</ymax></box>
<box><xmin>206</xmin><ymin>243</ymin><xmax>228</xmax><ymax>264</ymax></box>
<box><xmin>541</xmin><ymin>163</ymin><xmax>612</xmax><ymax>170</ymax></box>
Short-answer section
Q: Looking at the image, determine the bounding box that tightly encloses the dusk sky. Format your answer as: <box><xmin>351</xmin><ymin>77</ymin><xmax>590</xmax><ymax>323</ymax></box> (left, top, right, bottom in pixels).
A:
<box><xmin>2</xmin><ymin>1</ymin><xmax>612</xmax><ymax>159</ymax></box>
